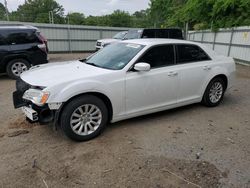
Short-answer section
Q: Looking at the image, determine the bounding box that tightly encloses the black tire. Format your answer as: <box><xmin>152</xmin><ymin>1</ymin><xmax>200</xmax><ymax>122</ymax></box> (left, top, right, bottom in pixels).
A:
<box><xmin>202</xmin><ymin>77</ymin><xmax>226</xmax><ymax>107</ymax></box>
<box><xmin>6</xmin><ymin>59</ymin><xmax>31</xmax><ymax>79</ymax></box>
<box><xmin>60</xmin><ymin>95</ymin><xmax>108</xmax><ymax>141</ymax></box>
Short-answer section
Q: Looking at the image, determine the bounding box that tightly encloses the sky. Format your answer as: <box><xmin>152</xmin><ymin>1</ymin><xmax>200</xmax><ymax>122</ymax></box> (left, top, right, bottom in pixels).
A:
<box><xmin>2</xmin><ymin>0</ymin><xmax>150</xmax><ymax>16</ymax></box>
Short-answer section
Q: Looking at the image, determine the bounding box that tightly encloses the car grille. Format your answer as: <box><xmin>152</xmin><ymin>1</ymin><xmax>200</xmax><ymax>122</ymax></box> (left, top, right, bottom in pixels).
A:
<box><xmin>96</xmin><ymin>42</ymin><xmax>102</xmax><ymax>46</ymax></box>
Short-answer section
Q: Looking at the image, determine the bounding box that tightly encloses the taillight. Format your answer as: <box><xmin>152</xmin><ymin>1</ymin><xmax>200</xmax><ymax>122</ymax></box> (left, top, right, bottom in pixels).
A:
<box><xmin>37</xmin><ymin>43</ymin><xmax>47</xmax><ymax>52</ymax></box>
<box><xmin>37</xmin><ymin>32</ymin><xmax>48</xmax><ymax>53</ymax></box>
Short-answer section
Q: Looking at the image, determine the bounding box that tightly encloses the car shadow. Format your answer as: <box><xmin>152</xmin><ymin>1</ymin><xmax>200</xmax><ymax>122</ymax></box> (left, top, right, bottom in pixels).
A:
<box><xmin>107</xmin><ymin>93</ymin><xmax>238</xmax><ymax>132</ymax></box>
<box><xmin>108</xmin><ymin>103</ymin><xmax>203</xmax><ymax>130</ymax></box>
<box><xmin>0</xmin><ymin>74</ymin><xmax>10</xmax><ymax>80</ymax></box>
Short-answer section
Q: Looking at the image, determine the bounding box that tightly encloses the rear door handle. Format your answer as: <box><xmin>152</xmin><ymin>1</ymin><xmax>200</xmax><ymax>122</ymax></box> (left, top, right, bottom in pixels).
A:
<box><xmin>168</xmin><ymin>71</ymin><xmax>178</xmax><ymax>77</ymax></box>
<box><xmin>203</xmin><ymin>66</ymin><xmax>211</xmax><ymax>70</ymax></box>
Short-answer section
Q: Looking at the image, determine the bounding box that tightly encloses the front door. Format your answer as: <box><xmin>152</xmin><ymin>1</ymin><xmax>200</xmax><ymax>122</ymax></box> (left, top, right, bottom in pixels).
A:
<box><xmin>125</xmin><ymin>45</ymin><xmax>179</xmax><ymax>115</ymax></box>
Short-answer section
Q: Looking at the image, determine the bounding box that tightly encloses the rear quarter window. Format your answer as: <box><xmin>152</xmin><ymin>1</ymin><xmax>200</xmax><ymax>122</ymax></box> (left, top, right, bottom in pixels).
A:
<box><xmin>176</xmin><ymin>44</ymin><xmax>211</xmax><ymax>63</ymax></box>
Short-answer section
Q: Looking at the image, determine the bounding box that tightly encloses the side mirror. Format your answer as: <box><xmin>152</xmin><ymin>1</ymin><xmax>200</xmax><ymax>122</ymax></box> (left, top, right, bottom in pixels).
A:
<box><xmin>134</xmin><ymin>62</ymin><xmax>151</xmax><ymax>72</ymax></box>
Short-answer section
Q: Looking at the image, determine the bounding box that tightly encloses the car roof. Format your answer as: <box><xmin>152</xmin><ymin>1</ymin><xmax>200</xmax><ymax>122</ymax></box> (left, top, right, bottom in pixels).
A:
<box><xmin>122</xmin><ymin>38</ymin><xmax>218</xmax><ymax>59</ymax></box>
<box><xmin>0</xmin><ymin>25</ymin><xmax>38</xmax><ymax>31</ymax></box>
<box><xmin>122</xmin><ymin>38</ymin><xmax>200</xmax><ymax>46</ymax></box>
<box><xmin>128</xmin><ymin>28</ymin><xmax>182</xmax><ymax>31</ymax></box>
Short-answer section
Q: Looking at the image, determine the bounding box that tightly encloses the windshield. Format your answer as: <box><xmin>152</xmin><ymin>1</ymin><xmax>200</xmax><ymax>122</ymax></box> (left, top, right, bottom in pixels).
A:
<box><xmin>124</xmin><ymin>30</ymin><xmax>143</xmax><ymax>39</ymax></box>
<box><xmin>85</xmin><ymin>43</ymin><xmax>145</xmax><ymax>70</ymax></box>
<box><xmin>113</xmin><ymin>31</ymin><xmax>127</xmax><ymax>39</ymax></box>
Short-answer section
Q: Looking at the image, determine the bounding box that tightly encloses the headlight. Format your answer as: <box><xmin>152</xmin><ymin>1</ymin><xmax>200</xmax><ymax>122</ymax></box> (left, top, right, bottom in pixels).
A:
<box><xmin>23</xmin><ymin>89</ymin><xmax>50</xmax><ymax>106</ymax></box>
<box><xmin>102</xmin><ymin>43</ymin><xmax>110</xmax><ymax>47</ymax></box>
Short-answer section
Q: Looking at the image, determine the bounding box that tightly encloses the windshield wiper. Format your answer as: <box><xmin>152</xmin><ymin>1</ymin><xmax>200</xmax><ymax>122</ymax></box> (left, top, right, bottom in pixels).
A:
<box><xmin>85</xmin><ymin>62</ymin><xmax>101</xmax><ymax>68</ymax></box>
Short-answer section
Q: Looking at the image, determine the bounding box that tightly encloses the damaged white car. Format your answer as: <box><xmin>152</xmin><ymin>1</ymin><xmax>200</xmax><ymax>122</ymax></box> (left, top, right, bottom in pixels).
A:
<box><xmin>13</xmin><ymin>39</ymin><xmax>235</xmax><ymax>141</ymax></box>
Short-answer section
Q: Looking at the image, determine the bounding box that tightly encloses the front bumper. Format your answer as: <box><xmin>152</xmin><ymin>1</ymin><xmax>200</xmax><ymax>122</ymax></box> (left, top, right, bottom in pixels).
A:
<box><xmin>13</xmin><ymin>90</ymin><xmax>27</xmax><ymax>109</ymax></box>
<box><xmin>13</xmin><ymin>93</ymin><xmax>54</xmax><ymax>124</ymax></box>
<box><xmin>13</xmin><ymin>79</ymin><xmax>55</xmax><ymax>124</ymax></box>
<box><xmin>95</xmin><ymin>46</ymin><xmax>102</xmax><ymax>51</ymax></box>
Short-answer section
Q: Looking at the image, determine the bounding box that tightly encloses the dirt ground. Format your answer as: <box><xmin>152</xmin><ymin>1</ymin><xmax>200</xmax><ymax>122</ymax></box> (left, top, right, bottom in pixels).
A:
<box><xmin>0</xmin><ymin>53</ymin><xmax>249</xmax><ymax>188</ymax></box>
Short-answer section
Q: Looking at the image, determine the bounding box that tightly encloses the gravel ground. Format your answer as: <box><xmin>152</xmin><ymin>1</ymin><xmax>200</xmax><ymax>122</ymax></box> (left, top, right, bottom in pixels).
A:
<box><xmin>0</xmin><ymin>53</ymin><xmax>249</xmax><ymax>188</ymax></box>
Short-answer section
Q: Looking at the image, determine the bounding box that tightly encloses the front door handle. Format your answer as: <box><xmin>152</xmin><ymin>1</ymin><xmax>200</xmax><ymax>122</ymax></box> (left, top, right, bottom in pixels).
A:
<box><xmin>203</xmin><ymin>66</ymin><xmax>211</xmax><ymax>71</ymax></box>
<box><xmin>168</xmin><ymin>71</ymin><xmax>178</xmax><ymax>77</ymax></box>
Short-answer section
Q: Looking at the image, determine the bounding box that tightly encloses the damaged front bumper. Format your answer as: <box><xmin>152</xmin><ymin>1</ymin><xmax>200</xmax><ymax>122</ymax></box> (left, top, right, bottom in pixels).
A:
<box><xmin>13</xmin><ymin>91</ymin><xmax>55</xmax><ymax>124</ymax></box>
<box><xmin>12</xmin><ymin>79</ymin><xmax>61</xmax><ymax>125</ymax></box>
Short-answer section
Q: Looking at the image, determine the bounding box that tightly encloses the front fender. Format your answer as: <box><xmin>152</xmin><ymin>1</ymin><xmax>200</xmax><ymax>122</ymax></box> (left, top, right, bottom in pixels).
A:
<box><xmin>46</xmin><ymin>80</ymin><xmax>110</xmax><ymax>103</ymax></box>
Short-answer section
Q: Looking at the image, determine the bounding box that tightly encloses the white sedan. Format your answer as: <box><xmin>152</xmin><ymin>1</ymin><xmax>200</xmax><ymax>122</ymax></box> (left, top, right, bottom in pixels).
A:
<box><xmin>13</xmin><ymin>39</ymin><xmax>235</xmax><ymax>141</ymax></box>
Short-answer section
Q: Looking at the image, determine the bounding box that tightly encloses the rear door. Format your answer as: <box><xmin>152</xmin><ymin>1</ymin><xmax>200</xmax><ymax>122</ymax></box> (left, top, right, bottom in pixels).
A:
<box><xmin>0</xmin><ymin>31</ymin><xmax>9</xmax><ymax>72</ymax></box>
<box><xmin>7</xmin><ymin>29</ymin><xmax>46</xmax><ymax>65</ymax></box>
<box><xmin>175</xmin><ymin>44</ymin><xmax>212</xmax><ymax>103</ymax></box>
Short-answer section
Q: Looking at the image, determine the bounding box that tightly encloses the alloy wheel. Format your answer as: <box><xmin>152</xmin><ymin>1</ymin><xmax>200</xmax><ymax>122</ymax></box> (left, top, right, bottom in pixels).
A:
<box><xmin>11</xmin><ymin>62</ymin><xmax>28</xmax><ymax>76</ymax></box>
<box><xmin>70</xmin><ymin>104</ymin><xmax>102</xmax><ymax>136</ymax></box>
<box><xmin>209</xmin><ymin>82</ymin><xmax>223</xmax><ymax>103</ymax></box>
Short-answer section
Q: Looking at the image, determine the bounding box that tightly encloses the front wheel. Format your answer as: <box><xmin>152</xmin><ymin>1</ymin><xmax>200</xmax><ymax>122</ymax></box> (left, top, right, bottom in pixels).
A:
<box><xmin>202</xmin><ymin>77</ymin><xmax>226</xmax><ymax>107</ymax></box>
<box><xmin>60</xmin><ymin>95</ymin><xmax>108</xmax><ymax>141</ymax></box>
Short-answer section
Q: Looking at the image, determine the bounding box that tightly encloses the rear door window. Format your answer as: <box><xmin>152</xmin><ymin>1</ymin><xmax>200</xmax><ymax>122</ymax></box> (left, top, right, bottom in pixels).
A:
<box><xmin>176</xmin><ymin>44</ymin><xmax>211</xmax><ymax>63</ymax></box>
<box><xmin>137</xmin><ymin>45</ymin><xmax>175</xmax><ymax>68</ymax></box>
<box><xmin>7</xmin><ymin>30</ymin><xmax>38</xmax><ymax>45</ymax></box>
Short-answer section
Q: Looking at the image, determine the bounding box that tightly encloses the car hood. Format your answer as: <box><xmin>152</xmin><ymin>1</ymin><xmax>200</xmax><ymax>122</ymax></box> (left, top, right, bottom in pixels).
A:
<box><xmin>97</xmin><ymin>38</ymin><xmax>120</xmax><ymax>44</ymax></box>
<box><xmin>20</xmin><ymin>61</ymin><xmax>112</xmax><ymax>87</ymax></box>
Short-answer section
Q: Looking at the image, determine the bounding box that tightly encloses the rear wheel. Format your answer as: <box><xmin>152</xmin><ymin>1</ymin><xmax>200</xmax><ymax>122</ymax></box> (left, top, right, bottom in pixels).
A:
<box><xmin>60</xmin><ymin>95</ymin><xmax>108</xmax><ymax>141</ymax></box>
<box><xmin>202</xmin><ymin>77</ymin><xmax>226</xmax><ymax>107</ymax></box>
<box><xmin>6</xmin><ymin>59</ymin><xmax>30</xmax><ymax>79</ymax></box>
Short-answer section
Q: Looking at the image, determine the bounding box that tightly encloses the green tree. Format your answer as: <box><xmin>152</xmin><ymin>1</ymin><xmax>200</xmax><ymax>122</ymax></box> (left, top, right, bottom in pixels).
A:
<box><xmin>212</xmin><ymin>0</ymin><xmax>250</xmax><ymax>28</ymax></box>
<box><xmin>85</xmin><ymin>15</ymin><xmax>99</xmax><ymax>26</ymax></box>
<box><xmin>178</xmin><ymin>0</ymin><xmax>250</xmax><ymax>30</ymax></box>
<box><xmin>109</xmin><ymin>10</ymin><xmax>132</xmax><ymax>27</ymax></box>
<box><xmin>179</xmin><ymin>0</ymin><xmax>215</xmax><ymax>30</ymax></box>
<box><xmin>0</xmin><ymin>2</ymin><xmax>6</xmax><ymax>20</ymax></box>
<box><xmin>149</xmin><ymin>0</ymin><xmax>171</xmax><ymax>27</ymax></box>
<box><xmin>149</xmin><ymin>0</ymin><xmax>186</xmax><ymax>28</ymax></box>
<box><xmin>10</xmin><ymin>0</ymin><xmax>64</xmax><ymax>23</ymax></box>
<box><xmin>132</xmin><ymin>9</ymin><xmax>152</xmax><ymax>28</ymax></box>
<box><xmin>67</xmin><ymin>12</ymin><xmax>85</xmax><ymax>25</ymax></box>
<box><xmin>4</xmin><ymin>0</ymin><xmax>249</xmax><ymax>29</ymax></box>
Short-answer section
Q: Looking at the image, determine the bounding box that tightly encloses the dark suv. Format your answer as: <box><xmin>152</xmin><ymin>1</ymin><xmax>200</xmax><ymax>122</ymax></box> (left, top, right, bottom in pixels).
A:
<box><xmin>124</xmin><ymin>28</ymin><xmax>184</xmax><ymax>40</ymax></box>
<box><xmin>0</xmin><ymin>25</ymin><xmax>48</xmax><ymax>79</ymax></box>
